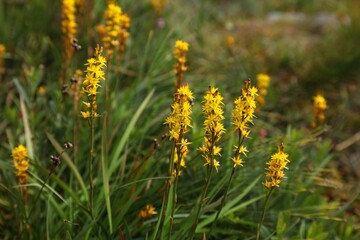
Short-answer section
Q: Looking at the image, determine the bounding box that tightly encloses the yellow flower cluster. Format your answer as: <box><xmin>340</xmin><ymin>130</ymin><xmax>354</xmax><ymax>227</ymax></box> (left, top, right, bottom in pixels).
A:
<box><xmin>103</xmin><ymin>3</ymin><xmax>122</xmax><ymax>55</ymax></box>
<box><xmin>173</xmin><ymin>138</ymin><xmax>191</xmax><ymax>170</ymax></box>
<box><xmin>226</xmin><ymin>36</ymin><xmax>235</xmax><ymax>48</ymax></box>
<box><xmin>81</xmin><ymin>45</ymin><xmax>106</xmax><ymax>119</ymax></box>
<box><xmin>12</xmin><ymin>145</ymin><xmax>29</xmax><ymax>185</ymax></box>
<box><xmin>138</xmin><ymin>204</ymin><xmax>157</xmax><ymax>219</ymax></box>
<box><xmin>256</xmin><ymin>73</ymin><xmax>270</xmax><ymax>107</ymax></box>
<box><xmin>151</xmin><ymin>0</ymin><xmax>169</xmax><ymax>15</ymax></box>
<box><xmin>231</xmin><ymin>80</ymin><xmax>257</xmax><ymax>167</ymax></box>
<box><xmin>103</xmin><ymin>2</ymin><xmax>131</xmax><ymax>56</ymax></box>
<box><xmin>164</xmin><ymin>85</ymin><xmax>193</xmax><ymax>141</ymax></box>
<box><xmin>232</xmin><ymin>80</ymin><xmax>258</xmax><ymax>137</ymax></box>
<box><xmin>312</xmin><ymin>94</ymin><xmax>327</xmax><ymax>128</ymax></box>
<box><xmin>199</xmin><ymin>86</ymin><xmax>225</xmax><ymax>171</ymax></box>
<box><xmin>164</xmin><ymin>85</ymin><xmax>193</xmax><ymax>173</ymax></box>
<box><xmin>264</xmin><ymin>144</ymin><xmax>290</xmax><ymax>189</ymax></box>
<box><xmin>119</xmin><ymin>13</ymin><xmax>131</xmax><ymax>53</ymax></box>
<box><xmin>173</xmin><ymin>40</ymin><xmax>189</xmax><ymax>88</ymax></box>
<box><xmin>61</xmin><ymin>0</ymin><xmax>77</xmax><ymax>59</ymax></box>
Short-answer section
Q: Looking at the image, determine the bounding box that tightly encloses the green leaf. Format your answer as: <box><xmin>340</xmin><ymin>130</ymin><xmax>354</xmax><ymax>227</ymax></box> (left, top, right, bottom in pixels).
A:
<box><xmin>109</xmin><ymin>89</ymin><xmax>155</xmax><ymax>176</ymax></box>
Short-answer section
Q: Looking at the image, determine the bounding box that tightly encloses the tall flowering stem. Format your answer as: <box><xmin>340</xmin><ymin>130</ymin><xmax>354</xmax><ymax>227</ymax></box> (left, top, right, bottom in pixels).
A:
<box><xmin>173</xmin><ymin>40</ymin><xmax>189</xmax><ymax>90</ymax></box>
<box><xmin>160</xmin><ymin>85</ymin><xmax>193</xmax><ymax>239</ymax></box>
<box><xmin>256</xmin><ymin>73</ymin><xmax>270</xmax><ymax>110</ymax></box>
<box><xmin>211</xmin><ymin>79</ymin><xmax>258</xmax><ymax>231</ymax></box>
<box><xmin>189</xmin><ymin>86</ymin><xmax>225</xmax><ymax>239</ymax></box>
<box><xmin>81</xmin><ymin>45</ymin><xmax>106</xmax><ymax>216</ymax></box>
<box><xmin>312</xmin><ymin>94</ymin><xmax>327</xmax><ymax>128</ymax></box>
<box><xmin>61</xmin><ymin>0</ymin><xmax>77</xmax><ymax>84</ymax></box>
<box><xmin>12</xmin><ymin>144</ymin><xmax>30</xmax><ymax>236</ymax></box>
<box><xmin>257</xmin><ymin>144</ymin><xmax>290</xmax><ymax>240</ymax></box>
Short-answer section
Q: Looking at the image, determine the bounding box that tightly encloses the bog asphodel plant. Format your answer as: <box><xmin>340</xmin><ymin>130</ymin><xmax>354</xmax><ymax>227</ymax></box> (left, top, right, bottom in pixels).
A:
<box><xmin>256</xmin><ymin>73</ymin><xmax>270</xmax><ymax>109</ymax></box>
<box><xmin>173</xmin><ymin>40</ymin><xmax>189</xmax><ymax>89</ymax></box>
<box><xmin>138</xmin><ymin>204</ymin><xmax>157</xmax><ymax>220</ymax></box>
<box><xmin>312</xmin><ymin>93</ymin><xmax>327</xmax><ymax>128</ymax></box>
<box><xmin>12</xmin><ymin>144</ymin><xmax>29</xmax><ymax>187</ymax></box>
<box><xmin>198</xmin><ymin>86</ymin><xmax>225</xmax><ymax>171</ymax></box>
<box><xmin>190</xmin><ymin>86</ymin><xmax>225</xmax><ymax>239</ymax></box>
<box><xmin>81</xmin><ymin>45</ymin><xmax>106</xmax><ymax>215</ymax></box>
<box><xmin>119</xmin><ymin>13</ymin><xmax>130</xmax><ymax>54</ymax></box>
<box><xmin>257</xmin><ymin>144</ymin><xmax>290</xmax><ymax>240</ymax></box>
<box><xmin>211</xmin><ymin>80</ymin><xmax>258</xmax><ymax>231</ymax></box>
<box><xmin>161</xmin><ymin>84</ymin><xmax>193</xmax><ymax>237</ymax></box>
<box><xmin>81</xmin><ymin>45</ymin><xmax>106</xmax><ymax>119</ymax></box>
<box><xmin>103</xmin><ymin>2</ymin><xmax>130</xmax><ymax>58</ymax></box>
<box><xmin>103</xmin><ymin>2</ymin><xmax>122</xmax><ymax>57</ymax></box>
<box><xmin>61</xmin><ymin>0</ymin><xmax>77</xmax><ymax>61</ymax></box>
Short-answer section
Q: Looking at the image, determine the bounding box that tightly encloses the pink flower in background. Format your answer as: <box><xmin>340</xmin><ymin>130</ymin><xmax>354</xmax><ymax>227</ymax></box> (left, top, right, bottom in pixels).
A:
<box><xmin>157</xmin><ymin>18</ymin><xmax>165</xmax><ymax>28</ymax></box>
<box><xmin>260</xmin><ymin>128</ymin><xmax>267</xmax><ymax>138</ymax></box>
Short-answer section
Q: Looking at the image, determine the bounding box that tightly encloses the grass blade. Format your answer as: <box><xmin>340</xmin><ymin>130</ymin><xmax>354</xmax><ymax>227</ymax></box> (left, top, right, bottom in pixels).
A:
<box><xmin>101</xmin><ymin>113</ymin><xmax>113</xmax><ymax>233</ymax></box>
<box><xmin>109</xmin><ymin>88</ymin><xmax>155</xmax><ymax>175</ymax></box>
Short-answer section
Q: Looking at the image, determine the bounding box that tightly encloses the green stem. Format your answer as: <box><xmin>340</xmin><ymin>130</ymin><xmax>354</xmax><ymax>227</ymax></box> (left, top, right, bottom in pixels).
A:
<box><xmin>211</xmin><ymin>131</ymin><xmax>244</xmax><ymax>232</ymax></box>
<box><xmin>168</xmin><ymin>147</ymin><xmax>182</xmax><ymax>239</ymax></box>
<box><xmin>256</xmin><ymin>188</ymin><xmax>274</xmax><ymax>240</ymax></box>
<box><xmin>189</xmin><ymin>134</ymin><xmax>216</xmax><ymax>240</ymax></box>
<box><xmin>156</xmin><ymin>141</ymin><xmax>176</xmax><ymax>239</ymax></box>
<box><xmin>210</xmin><ymin>166</ymin><xmax>236</xmax><ymax>232</ymax></box>
<box><xmin>89</xmin><ymin>101</ymin><xmax>95</xmax><ymax>217</ymax></box>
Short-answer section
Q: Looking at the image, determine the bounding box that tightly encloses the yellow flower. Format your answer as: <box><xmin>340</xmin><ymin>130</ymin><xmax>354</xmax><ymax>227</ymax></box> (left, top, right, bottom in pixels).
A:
<box><xmin>12</xmin><ymin>145</ymin><xmax>29</xmax><ymax>185</ymax></box>
<box><xmin>232</xmin><ymin>80</ymin><xmax>258</xmax><ymax>138</ymax></box>
<box><xmin>312</xmin><ymin>94</ymin><xmax>327</xmax><ymax>127</ymax></box>
<box><xmin>256</xmin><ymin>73</ymin><xmax>271</xmax><ymax>107</ymax></box>
<box><xmin>37</xmin><ymin>86</ymin><xmax>46</xmax><ymax>94</ymax></box>
<box><xmin>61</xmin><ymin>0</ymin><xmax>77</xmax><ymax>59</ymax></box>
<box><xmin>199</xmin><ymin>86</ymin><xmax>225</xmax><ymax>171</ymax></box>
<box><xmin>231</xmin><ymin>156</ymin><xmax>244</xmax><ymax>167</ymax></box>
<box><xmin>151</xmin><ymin>0</ymin><xmax>169</xmax><ymax>15</ymax></box>
<box><xmin>164</xmin><ymin>85</ymin><xmax>193</xmax><ymax>141</ymax></box>
<box><xmin>226</xmin><ymin>36</ymin><xmax>235</xmax><ymax>48</ymax></box>
<box><xmin>173</xmin><ymin>40</ymin><xmax>189</xmax><ymax>89</ymax></box>
<box><xmin>138</xmin><ymin>204</ymin><xmax>157</xmax><ymax>219</ymax></box>
<box><xmin>119</xmin><ymin>13</ymin><xmax>131</xmax><ymax>53</ymax></box>
<box><xmin>103</xmin><ymin>2</ymin><xmax>122</xmax><ymax>55</ymax></box>
<box><xmin>263</xmin><ymin>144</ymin><xmax>290</xmax><ymax>189</ymax></box>
<box><xmin>81</xmin><ymin>45</ymin><xmax>106</xmax><ymax>118</ymax></box>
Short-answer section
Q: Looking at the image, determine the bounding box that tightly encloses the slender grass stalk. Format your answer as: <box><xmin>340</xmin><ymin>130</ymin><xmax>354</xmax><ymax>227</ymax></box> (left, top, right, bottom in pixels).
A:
<box><xmin>168</xmin><ymin>144</ymin><xmax>184</xmax><ymax>238</ymax></box>
<box><xmin>88</xmin><ymin>101</ymin><xmax>95</xmax><ymax>217</ymax></box>
<box><xmin>256</xmin><ymin>188</ymin><xmax>273</xmax><ymax>240</ymax></box>
<box><xmin>156</xmin><ymin>141</ymin><xmax>176</xmax><ymax>239</ymax></box>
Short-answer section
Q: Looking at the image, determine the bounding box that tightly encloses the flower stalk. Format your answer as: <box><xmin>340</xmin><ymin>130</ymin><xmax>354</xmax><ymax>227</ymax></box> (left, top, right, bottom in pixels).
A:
<box><xmin>81</xmin><ymin>45</ymin><xmax>106</xmax><ymax>216</ymax></box>
<box><xmin>211</xmin><ymin>80</ymin><xmax>258</xmax><ymax>231</ymax></box>
<box><xmin>256</xmin><ymin>143</ymin><xmax>290</xmax><ymax>240</ymax></box>
<box><xmin>189</xmin><ymin>86</ymin><xmax>225</xmax><ymax>239</ymax></box>
<box><xmin>159</xmin><ymin>85</ymin><xmax>193</xmax><ymax>239</ymax></box>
